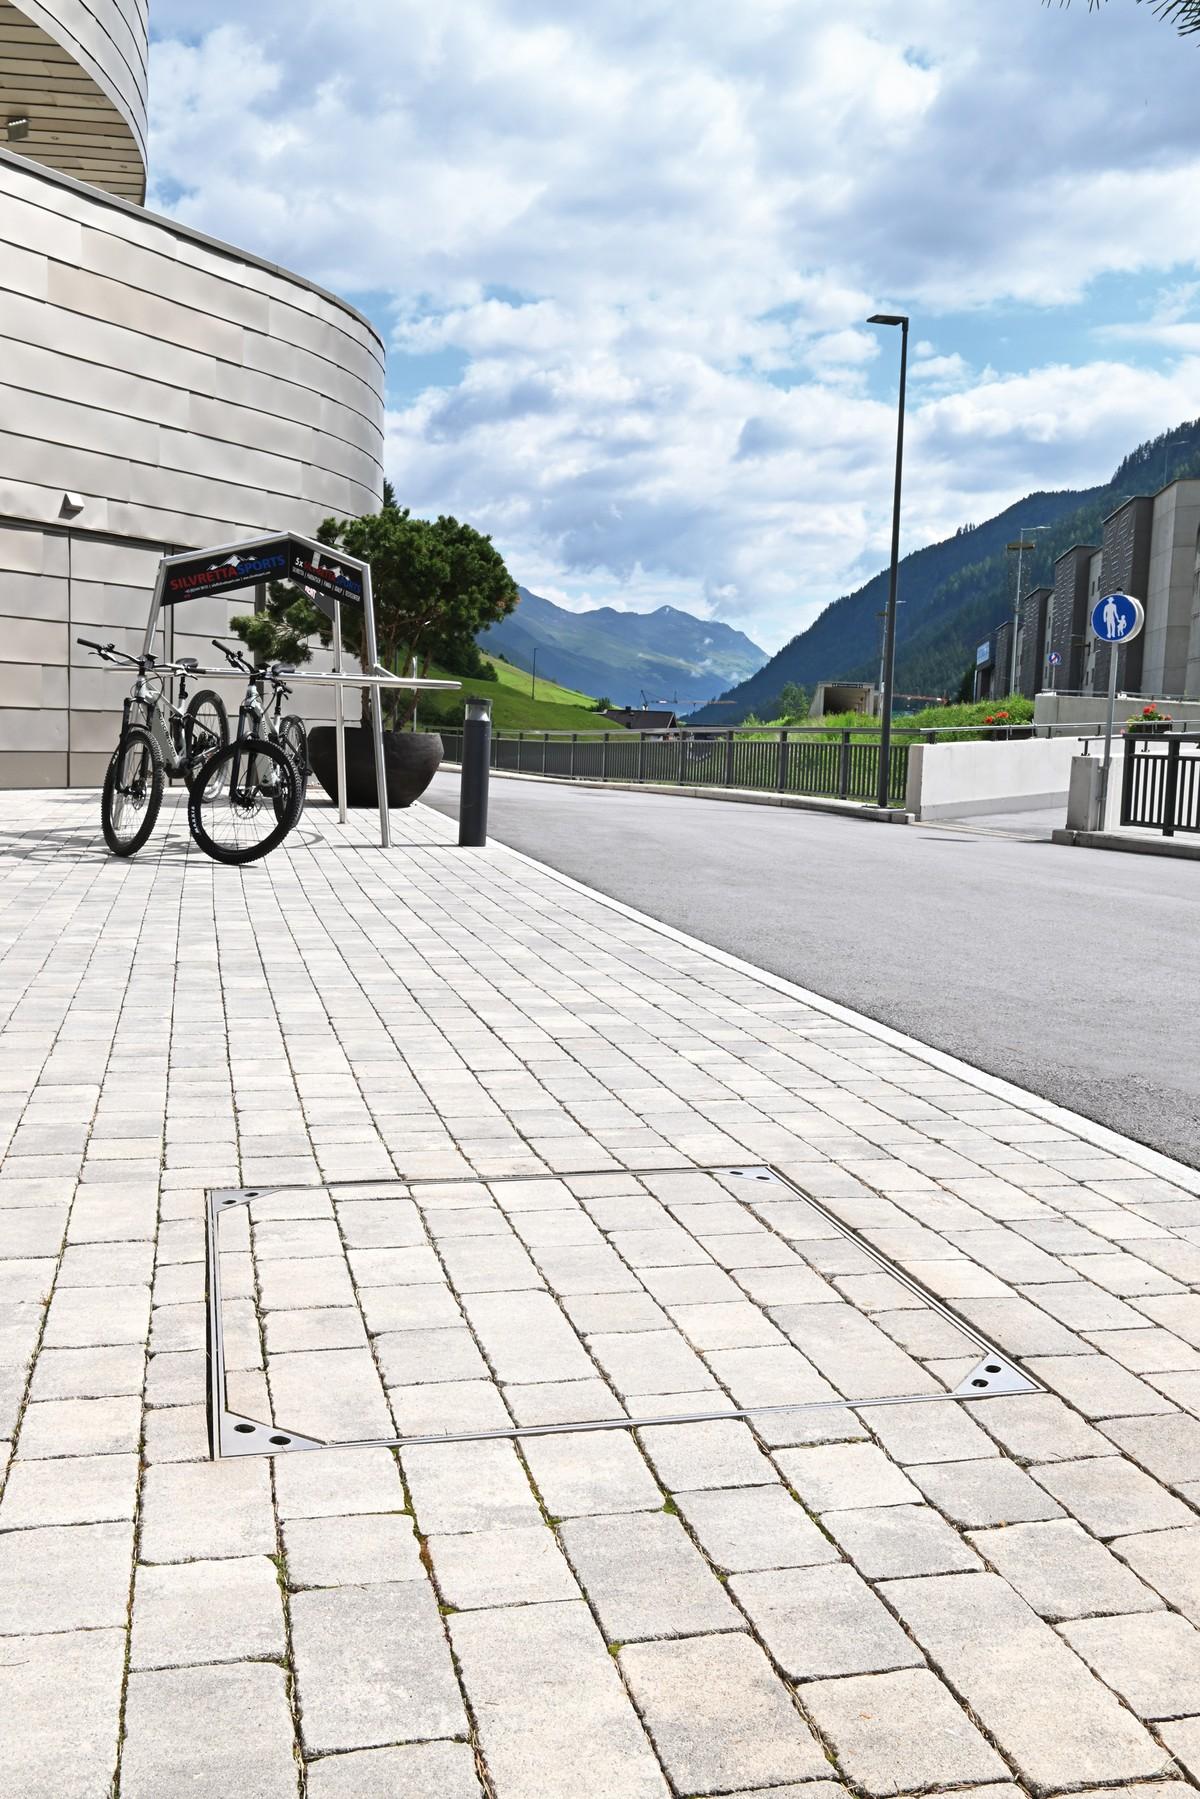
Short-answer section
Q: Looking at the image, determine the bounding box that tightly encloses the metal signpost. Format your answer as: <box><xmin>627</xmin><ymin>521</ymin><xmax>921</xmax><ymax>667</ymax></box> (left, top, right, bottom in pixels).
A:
<box><xmin>1091</xmin><ymin>590</ymin><xmax>1145</xmax><ymax>826</ymax></box>
<box><xmin>142</xmin><ymin>531</ymin><xmax>457</xmax><ymax>848</ymax></box>
<box><xmin>1047</xmin><ymin>649</ymin><xmax>1062</xmax><ymax>690</ymax></box>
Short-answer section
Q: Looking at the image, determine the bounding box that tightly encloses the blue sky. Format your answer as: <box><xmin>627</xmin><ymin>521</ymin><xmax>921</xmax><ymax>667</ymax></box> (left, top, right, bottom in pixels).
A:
<box><xmin>146</xmin><ymin>1</ymin><xmax>1200</xmax><ymax>651</ymax></box>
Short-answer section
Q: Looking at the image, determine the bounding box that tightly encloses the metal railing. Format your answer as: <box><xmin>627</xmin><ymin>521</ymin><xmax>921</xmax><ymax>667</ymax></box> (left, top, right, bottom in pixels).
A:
<box><xmin>1121</xmin><ymin>732</ymin><xmax>1200</xmax><ymax>837</ymax></box>
<box><xmin>439</xmin><ymin>726</ymin><xmax>915</xmax><ymax>806</ymax></box>
<box><xmin>437</xmin><ymin>719</ymin><xmax>1128</xmax><ymax>811</ymax></box>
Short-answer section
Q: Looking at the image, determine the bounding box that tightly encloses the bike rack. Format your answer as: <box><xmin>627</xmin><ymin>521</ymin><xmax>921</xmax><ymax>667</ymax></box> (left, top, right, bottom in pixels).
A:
<box><xmin>142</xmin><ymin>531</ymin><xmax>459</xmax><ymax>848</ymax></box>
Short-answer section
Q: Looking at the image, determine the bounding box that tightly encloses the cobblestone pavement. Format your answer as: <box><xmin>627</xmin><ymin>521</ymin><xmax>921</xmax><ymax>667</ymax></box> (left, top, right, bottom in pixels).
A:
<box><xmin>3</xmin><ymin>787</ymin><xmax>1200</xmax><ymax>1798</ymax></box>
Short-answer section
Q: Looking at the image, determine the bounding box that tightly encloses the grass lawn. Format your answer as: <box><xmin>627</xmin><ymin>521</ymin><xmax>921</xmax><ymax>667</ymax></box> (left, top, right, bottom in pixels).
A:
<box><xmin>416</xmin><ymin>655</ymin><xmax>626</xmax><ymax>733</ymax></box>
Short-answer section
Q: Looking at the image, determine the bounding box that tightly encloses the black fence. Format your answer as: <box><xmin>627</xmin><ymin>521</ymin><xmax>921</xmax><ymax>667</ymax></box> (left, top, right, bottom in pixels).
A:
<box><xmin>1121</xmin><ymin>732</ymin><xmax>1200</xmax><ymax>837</ymax></box>
<box><xmin>440</xmin><ymin>727</ymin><xmax>911</xmax><ymax>807</ymax></box>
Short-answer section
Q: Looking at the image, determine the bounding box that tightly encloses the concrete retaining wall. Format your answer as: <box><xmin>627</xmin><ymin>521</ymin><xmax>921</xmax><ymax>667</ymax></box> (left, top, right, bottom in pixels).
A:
<box><xmin>905</xmin><ymin>734</ymin><xmax>1090</xmax><ymax>820</ymax></box>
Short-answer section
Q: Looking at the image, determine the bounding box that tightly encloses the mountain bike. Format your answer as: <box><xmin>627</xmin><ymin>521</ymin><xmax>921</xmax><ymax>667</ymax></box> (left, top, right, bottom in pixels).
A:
<box><xmin>186</xmin><ymin>650</ymin><xmax>307</xmax><ymax>865</ymax></box>
<box><xmin>78</xmin><ymin>638</ymin><xmax>230</xmax><ymax>856</ymax></box>
<box><xmin>211</xmin><ymin>640</ymin><xmax>310</xmax><ymax>821</ymax></box>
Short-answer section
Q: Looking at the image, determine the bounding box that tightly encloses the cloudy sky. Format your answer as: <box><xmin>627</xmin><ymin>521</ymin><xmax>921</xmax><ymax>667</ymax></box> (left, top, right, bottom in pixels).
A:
<box><xmin>147</xmin><ymin>1</ymin><xmax>1200</xmax><ymax>651</ymax></box>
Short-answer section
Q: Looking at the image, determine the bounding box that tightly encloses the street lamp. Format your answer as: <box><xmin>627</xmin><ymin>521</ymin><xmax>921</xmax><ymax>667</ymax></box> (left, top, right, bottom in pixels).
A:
<box><xmin>1160</xmin><ymin>427</ymin><xmax>1188</xmax><ymax>489</ymax></box>
<box><xmin>530</xmin><ymin>647</ymin><xmax>538</xmax><ymax>700</ymax></box>
<box><xmin>867</xmin><ymin>312</ymin><xmax>909</xmax><ymax>807</ymax></box>
<box><xmin>1006</xmin><ymin>526</ymin><xmax>1050</xmax><ymax>695</ymax></box>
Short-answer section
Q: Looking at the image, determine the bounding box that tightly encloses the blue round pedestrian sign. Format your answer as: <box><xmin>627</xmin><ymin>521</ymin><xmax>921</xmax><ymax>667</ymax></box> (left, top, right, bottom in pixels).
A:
<box><xmin>1090</xmin><ymin>591</ymin><xmax>1144</xmax><ymax>645</ymax></box>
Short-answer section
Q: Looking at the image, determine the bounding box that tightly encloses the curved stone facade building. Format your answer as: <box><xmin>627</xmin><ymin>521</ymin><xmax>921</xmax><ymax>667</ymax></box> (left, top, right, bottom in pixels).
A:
<box><xmin>0</xmin><ymin>0</ymin><xmax>386</xmax><ymax>785</ymax></box>
<box><xmin>0</xmin><ymin>0</ymin><xmax>148</xmax><ymax>196</ymax></box>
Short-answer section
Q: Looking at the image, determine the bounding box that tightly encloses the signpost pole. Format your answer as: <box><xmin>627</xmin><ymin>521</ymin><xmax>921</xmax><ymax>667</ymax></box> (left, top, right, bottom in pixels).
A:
<box><xmin>1100</xmin><ymin>641</ymin><xmax>1120</xmax><ymax>829</ymax></box>
<box><xmin>332</xmin><ymin>603</ymin><xmax>348</xmax><ymax>825</ymax></box>
<box><xmin>360</xmin><ymin>567</ymin><xmax>391</xmax><ymax>849</ymax></box>
<box><xmin>1090</xmin><ymin>592</ymin><xmax>1144</xmax><ymax>833</ymax></box>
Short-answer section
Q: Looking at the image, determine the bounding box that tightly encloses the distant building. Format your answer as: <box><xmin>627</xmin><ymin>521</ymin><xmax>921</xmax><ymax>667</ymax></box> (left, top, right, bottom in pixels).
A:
<box><xmin>975</xmin><ymin>477</ymin><xmax>1200</xmax><ymax>702</ymax></box>
<box><xmin>602</xmin><ymin>708</ymin><xmax>678</xmax><ymax>733</ymax></box>
<box><xmin>1016</xmin><ymin>586</ymin><xmax>1052</xmax><ymax>697</ymax></box>
<box><xmin>972</xmin><ymin>624</ymin><xmax>1011</xmax><ymax>703</ymax></box>
<box><xmin>808</xmin><ymin>681</ymin><xmax>878</xmax><ymax>719</ymax></box>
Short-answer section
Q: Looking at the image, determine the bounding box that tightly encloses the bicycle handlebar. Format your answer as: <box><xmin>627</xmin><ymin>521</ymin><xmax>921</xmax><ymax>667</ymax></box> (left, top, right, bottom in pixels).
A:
<box><xmin>76</xmin><ymin>639</ymin><xmax>201</xmax><ymax>684</ymax></box>
<box><xmin>212</xmin><ymin>639</ymin><xmax>297</xmax><ymax>694</ymax></box>
<box><xmin>76</xmin><ymin>636</ymin><xmax>145</xmax><ymax>667</ymax></box>
<box><xmin>212</xmin><ymin>638</ymin><xmax>254</xmax><ymax>673</ymax></box>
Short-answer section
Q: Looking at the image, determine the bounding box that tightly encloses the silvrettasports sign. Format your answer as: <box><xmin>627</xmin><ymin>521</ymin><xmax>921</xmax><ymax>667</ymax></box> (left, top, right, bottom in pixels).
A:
<box><xmin>162</xmin><ymin>537</ymin><xmax>364</xmax><ymax>607</ymax></box>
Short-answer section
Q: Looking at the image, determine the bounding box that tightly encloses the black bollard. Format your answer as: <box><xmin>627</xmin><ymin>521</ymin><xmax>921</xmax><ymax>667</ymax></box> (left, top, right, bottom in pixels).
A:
<box><xmin>458</xmin><ymin>696</ymin><xmax>492</xmax><ymax>846</ymax></box>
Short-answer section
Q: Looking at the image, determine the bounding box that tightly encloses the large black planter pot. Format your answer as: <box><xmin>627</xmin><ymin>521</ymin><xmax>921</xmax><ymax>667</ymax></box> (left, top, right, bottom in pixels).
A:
<box><xmin>308</xmin><ymin>725</ymin><xmax>444</xmax><ymax>809</ymax></box>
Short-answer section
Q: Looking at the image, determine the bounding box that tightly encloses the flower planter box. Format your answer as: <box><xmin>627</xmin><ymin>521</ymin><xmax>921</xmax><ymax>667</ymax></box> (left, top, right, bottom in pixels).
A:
<box><xmin>308</xmin><ymin>725</ymin><xmax>443</xmax><ymax>808</ymax></box>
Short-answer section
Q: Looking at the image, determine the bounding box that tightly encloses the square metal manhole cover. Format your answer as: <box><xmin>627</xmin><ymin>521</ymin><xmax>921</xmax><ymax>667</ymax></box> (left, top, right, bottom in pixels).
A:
<box><xmin>205</xmin><ymin>1166</ymin><xmax>1041</xmax><ymax>1458</ymax></box>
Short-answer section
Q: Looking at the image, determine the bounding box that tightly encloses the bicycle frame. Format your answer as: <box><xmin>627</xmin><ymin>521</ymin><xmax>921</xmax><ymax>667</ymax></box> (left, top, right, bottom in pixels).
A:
<box><xmin>77</xmin><ymin>637</ymin><xmax>221</xmax><ymax>785</ymax></box>
<box><xmin>229</xmin><ymin>676</ymin><xmax>290</xmax><ymax>795</ymax></box>
<box><xmin>215</xmin><ymin>640</ymin><xmax>303</xmax><ymax>766</ymax></box>
<box><xmin>124</xmin><ymin>671</ymin><xmax>192</xmax><ymax>777</ymax></box>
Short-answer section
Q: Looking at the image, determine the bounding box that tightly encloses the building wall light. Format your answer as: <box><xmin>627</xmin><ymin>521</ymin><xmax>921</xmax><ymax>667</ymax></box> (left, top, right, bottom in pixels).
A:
<box><xmin>6</xmin><ymin>115</ymin><xmax>30</xmax><ymax>141</ymax></box>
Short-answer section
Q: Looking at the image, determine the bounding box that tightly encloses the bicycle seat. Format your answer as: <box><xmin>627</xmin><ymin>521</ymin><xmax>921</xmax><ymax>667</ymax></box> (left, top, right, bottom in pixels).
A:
<box><xmin>177</xmin><ymin>657</ymin><xmax>199</xmax><ymax>672</ymax></box>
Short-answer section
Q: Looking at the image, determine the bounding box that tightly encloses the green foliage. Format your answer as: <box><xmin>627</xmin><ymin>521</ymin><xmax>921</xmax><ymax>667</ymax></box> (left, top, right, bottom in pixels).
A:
<box><xmin>593</xmin><ymin>695</ymin><xmax>614</xmax><ymax>712</ymax></box>
<box><xmin>230</xmin><ymin>580</ymin><xmax>318</xmax><ymax>670</ymax></box>
<box><xmin>234</xmin><ymin>504</ymin><xmax>518</xmax><ymax>730</ymax></box>
<box><xmin>778</xmin><ymin>681</ymin><xmax>809</xmax><ymax>721</ymax></box>
<box><xmin>803</xmin><ymin>695</ymin><xmax>1036</xmax><ymax>742</ymax></box>
<box><xmin>436</xmin><ymin>635</ymin><xmax>496</xmax><ymax>681</ymax></box>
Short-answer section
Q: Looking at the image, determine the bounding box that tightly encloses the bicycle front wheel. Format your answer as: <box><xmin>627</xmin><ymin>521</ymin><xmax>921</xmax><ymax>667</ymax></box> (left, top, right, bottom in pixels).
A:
<box><xmin>184</xmin><ymin>689</ymin><xmax>229</xmax><ymax>770</ymax></box>
<box><xmin>101</xmin><ymin>727</ymin><xmax>163</xmax><ymax>856</ymax></box>
<box><xmin>277</xmin><ymin>714</ymin><xmax>309</xmax><ymax>822</ymax></box>
<box><xmin>187</xmin><ymin>738</ymin><xmax>300</xmax><ymax>865</ymax></box>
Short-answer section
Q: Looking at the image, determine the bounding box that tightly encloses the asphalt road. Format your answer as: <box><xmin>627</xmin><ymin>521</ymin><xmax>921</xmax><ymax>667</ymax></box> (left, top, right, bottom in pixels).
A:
<box><xmin>425</xmin><ymin>772</ymin><xmax>1200</xmax><ymax>1169</ymax></box>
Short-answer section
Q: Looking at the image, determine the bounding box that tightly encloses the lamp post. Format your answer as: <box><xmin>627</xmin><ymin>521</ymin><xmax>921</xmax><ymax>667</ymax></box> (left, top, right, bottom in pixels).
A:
<box><xmin>530</xmin><ymin>648</ymin><xmax>538</xmax><ymax>700</ymax></box>
<box><xmin>1161</xmin><ymin>428</ymin><xmax>1187</xmax><ymax>489</ymax></box>
<box><xmin>867</xmin><ymin>312</ymin><xmax>909</xmax><ymax>807</ymax></box>
<box><xmin>1006</xmin><ymin>525</ymin><xmax>1049</xmax><ymax>696</ymax></box>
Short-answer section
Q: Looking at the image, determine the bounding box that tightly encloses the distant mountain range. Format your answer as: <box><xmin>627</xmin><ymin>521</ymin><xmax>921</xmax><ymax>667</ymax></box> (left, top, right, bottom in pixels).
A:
<box><xmin>482</xmin><ymin>586</ymin><xmax>765</xmax><ymax>710</ymax></box>
<box><xmin>689</xmin><ymin>419</ymin><xmax>1200</xmax><ymax>724</ymax></box>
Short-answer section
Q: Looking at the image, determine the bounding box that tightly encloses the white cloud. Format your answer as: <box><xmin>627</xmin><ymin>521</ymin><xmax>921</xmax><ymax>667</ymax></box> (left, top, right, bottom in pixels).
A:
<box><xmin>147</xmin><ymin>0</ymin><xmax>1200</xmax><ymax>648</ymax></box>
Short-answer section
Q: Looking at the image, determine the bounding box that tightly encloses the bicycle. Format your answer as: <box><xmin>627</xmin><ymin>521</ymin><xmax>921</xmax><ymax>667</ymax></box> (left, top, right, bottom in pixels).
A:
<box><xmin>186</xmin><ymin>734</ymin><xmax>303</xmax><ymax>867</ymax></box>
<box><xmin>211</xmin><ymin>640</ymin><xmax>310</xmax><ymax>821</ymax></box>
<box><xmin>78</xmin><ymin>638</ymin><xmax>230</xmax><ymax>856</ymax></box>
<box><xmin>185</xmin><ymin>647</ymin><xmax>308</xmax><ymax>865</ymax></box>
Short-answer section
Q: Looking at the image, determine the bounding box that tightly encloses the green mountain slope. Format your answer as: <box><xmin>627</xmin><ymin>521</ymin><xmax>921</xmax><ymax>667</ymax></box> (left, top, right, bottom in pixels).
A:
<box><xmin>483</xmin><ymin>586</ymin><xmax>764</xmax><ymax>710</ymax></box>
<box><xmin>690</xmin><ymin>420</ymin><xmax>1200</xmax><ymax>722</ymax></box>
<box><xmin>417</xmin><ymin>654</ymin><xmax>623</xmax><ymax>732</ymax></box>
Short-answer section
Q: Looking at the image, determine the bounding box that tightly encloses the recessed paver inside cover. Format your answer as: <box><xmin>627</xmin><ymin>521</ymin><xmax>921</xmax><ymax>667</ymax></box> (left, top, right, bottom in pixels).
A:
<box><xmin>206</xmin><ymin>1166</ymin><xmax>1040</xmax><ymax>1457</ymax></box>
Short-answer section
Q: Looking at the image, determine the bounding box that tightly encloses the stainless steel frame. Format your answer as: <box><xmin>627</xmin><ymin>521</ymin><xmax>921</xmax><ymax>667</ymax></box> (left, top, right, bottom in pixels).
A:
<box><xmin>205</xmin><ymin>1165</ymin><xmax>1041</xmax><ymax>1460</ymax></box>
